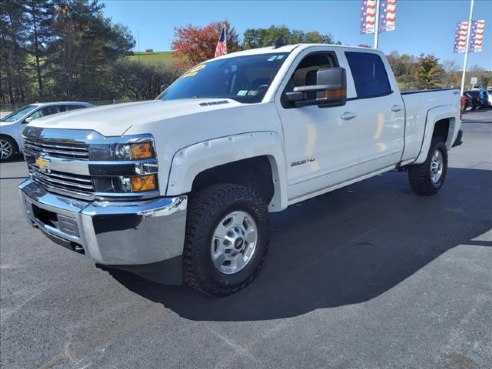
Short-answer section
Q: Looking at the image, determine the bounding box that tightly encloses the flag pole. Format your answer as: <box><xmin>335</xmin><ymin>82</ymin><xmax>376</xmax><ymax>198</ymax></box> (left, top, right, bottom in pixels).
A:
<box><xmin>460</xmin><ymin>0</ymin><xmax>474</xmax><ymax>95</ymax></box>
<box><xmin>374</xmin><ymin>0</ymin><xmax>381</xmax><ymax>48</ymax></box>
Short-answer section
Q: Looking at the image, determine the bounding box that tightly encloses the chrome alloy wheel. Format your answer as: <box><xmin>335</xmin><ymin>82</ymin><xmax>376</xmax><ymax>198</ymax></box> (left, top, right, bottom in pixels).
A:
<box><xmin>210</xmin><ymin>210</ymin><xmax>258</xmax><ymax>275</ymax></box>
<box><xmin>430</xmin><ymin>149</ymin><xmax>444</xmax><ymax>184</ymax></box>
<box><xmin>0</xmin><ymin>139</ymin><xmax>13</xmax><ymax>160</ymax></box>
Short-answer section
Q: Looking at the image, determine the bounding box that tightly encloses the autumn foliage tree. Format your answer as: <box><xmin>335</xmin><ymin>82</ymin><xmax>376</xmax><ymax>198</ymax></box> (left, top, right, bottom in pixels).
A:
<box><xmin>171</xmin><ymin>21</ymin><xmax>240</xmax><ymax>68</ymax></box>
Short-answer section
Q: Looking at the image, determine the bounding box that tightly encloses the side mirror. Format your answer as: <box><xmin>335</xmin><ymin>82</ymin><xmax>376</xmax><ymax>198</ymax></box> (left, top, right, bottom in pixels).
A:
<box><xmin>286</xmin><ymin>67</ymin><xmax>347</xmax><ymax>108</ymax></box>
<box><xmin>24</xmin><ymin>117</ymin><xmax>33</xmax><ymax>124</ymax></box>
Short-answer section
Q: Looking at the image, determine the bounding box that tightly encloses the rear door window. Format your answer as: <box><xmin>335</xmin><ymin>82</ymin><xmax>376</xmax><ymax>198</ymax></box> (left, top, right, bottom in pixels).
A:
<box><xmin>345</xmin><ymin>52</ymin><xmax>392</xmax><ymax>98</ymax></box>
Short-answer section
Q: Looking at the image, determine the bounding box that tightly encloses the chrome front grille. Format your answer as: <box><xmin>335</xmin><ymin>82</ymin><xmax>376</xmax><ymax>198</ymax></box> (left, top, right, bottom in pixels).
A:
<box><xmin>24</xmin><ymin>138</ymin><xmax>89</xmax><ymax>160</ymax></box>
<box><xmin>28</xmin><ymin>164</ymin><xmax>94</xmax><ymax>197</ymax></box>
<box><xmin>24</xmin><ymin>133</ymin><xmax>94</xmax><ymax>198</ymax></box>
<box><xmin>22</xmin><ymin>127</ymin><xmax>159</xmax><ymax>201</ymax></box>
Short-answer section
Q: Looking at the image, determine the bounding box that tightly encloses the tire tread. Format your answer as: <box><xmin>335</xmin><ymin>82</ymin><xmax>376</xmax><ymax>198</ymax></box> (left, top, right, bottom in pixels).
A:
<box><xmin>408</xmin><ymin>137</ymin><xmax>448</xmax><ymax>195</ymax></box>
<box><xmin>183</xmin><ymin>184</ymin><xmax>269</xmax><ymax>297</ymax></box>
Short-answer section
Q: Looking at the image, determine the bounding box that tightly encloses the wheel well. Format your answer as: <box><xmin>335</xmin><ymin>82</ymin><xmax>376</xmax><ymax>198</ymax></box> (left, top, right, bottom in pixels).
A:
<box><xmin>0</xmin><ymin>134</ymin><xmax>19</xmax><ymax>153</ymax></box>
<box><xmin>432</xmin><ymin>119</ymin><xmax>450</xmax><ymax>143</ymax></box>
<box><xmin>191</xmin><ymin>156</ymin><xmax>275</xmax><ymax>204</ymax></box>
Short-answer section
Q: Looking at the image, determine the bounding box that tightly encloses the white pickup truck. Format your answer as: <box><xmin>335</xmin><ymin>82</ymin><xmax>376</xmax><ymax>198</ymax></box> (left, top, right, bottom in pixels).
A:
<box><xmin>19</xmin><ymin>44</ymin><xmax>462</xmax><ymax>296</ymax></box>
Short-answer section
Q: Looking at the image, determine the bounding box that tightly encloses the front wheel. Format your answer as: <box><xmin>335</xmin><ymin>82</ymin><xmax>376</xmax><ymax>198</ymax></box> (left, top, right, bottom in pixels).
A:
<box><xmin>0</xmin><ymin>136</ymin><xmax>16</xmax><ymax>162</ymax></box>
<box><xmin>408</xmin><ymin>138</ymin><xmax>448</xmax><ymax>195</ymax></box>
<box><xmin>183</xmin><ymin>184</ymin><xmax>270</xmax><ymax>296</ymax></box>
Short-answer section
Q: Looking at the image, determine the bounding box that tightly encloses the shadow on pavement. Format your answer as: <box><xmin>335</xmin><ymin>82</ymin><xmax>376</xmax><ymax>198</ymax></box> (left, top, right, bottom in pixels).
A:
<box><xmin>103</xmin><ymin>167</ymin><xmax>492</xmax><ymax>321</ymax></box>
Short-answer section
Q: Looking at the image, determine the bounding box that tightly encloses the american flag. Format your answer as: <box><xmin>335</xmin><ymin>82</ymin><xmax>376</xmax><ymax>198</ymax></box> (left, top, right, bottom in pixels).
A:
<box><xmin>470</xmin><ymin>19</ymin><xmax>485</xmax><ymax>53</ymax></box>
<box><xmin>214</xmin><ymin>25</ymin><xmax>227</xmax><ymax>58</ymax></box>
<box><xmin>380</xmin><ymin>0</ymin><xmax>396</xmax><ymax>32</ymax></box>
<box><xmin>360</xmin><ymin>0</ymin><xmax>397</xmax><ymax>34</ymax></box>
<box><xmin>453</xmin><ymin>21</ymin><xmax>469</xmax><ymax>53</ymax></box>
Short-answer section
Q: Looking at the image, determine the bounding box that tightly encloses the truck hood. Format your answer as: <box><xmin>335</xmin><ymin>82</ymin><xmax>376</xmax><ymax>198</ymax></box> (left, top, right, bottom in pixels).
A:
<box><xmin>27</xmin><ymin>99</ymin><xmax>241</xmax><ymax>136</ymax></box>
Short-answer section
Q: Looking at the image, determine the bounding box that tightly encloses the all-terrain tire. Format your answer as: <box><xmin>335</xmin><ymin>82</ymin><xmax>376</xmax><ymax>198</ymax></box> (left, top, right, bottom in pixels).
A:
<box><xmin>183</xmin><ymin>184</ymin><xmax>270</xmax><ymax>297</ymax></box>
<box><xmin>408</xmin><ymin>137</ymin><xmax>448</xmax><ymax>195</ymax></box>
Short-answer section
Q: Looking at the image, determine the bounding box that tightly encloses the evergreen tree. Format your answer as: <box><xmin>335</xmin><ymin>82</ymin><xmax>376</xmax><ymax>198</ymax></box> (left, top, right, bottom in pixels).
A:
<box><xmin>23</xmin><ymin>0</ymin><xmax>55</xmax><ymax>97</ymax></box>
<box><xmin>0</xmin><ymin>0</ymin><xmax>29</xmax><ymax>104</ymax></box>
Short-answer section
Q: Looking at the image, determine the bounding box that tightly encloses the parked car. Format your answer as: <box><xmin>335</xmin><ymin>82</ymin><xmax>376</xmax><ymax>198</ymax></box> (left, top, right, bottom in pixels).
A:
<box><xmin>461</xmin><ymin>94</ymin><xmax>469</xmax><ymax>112</ymax></box>
<box><xmin>487</xmin><ymin>89</ymin><xmax>492</xmax><ymax>106</ymax></box>
<box><xmin>462</xmin><ymin>90</ymin><xmax>482</xmax><ymax>111</ymax></box>
<box><xmin>0</xmin><ymin>101</ymin><xmax>93</xmax><ymax>161</ymax></box>
<box><xmin>19</xmin><ymin>44</ymin><xmax>462</xmax><ymax>296</ymax></box>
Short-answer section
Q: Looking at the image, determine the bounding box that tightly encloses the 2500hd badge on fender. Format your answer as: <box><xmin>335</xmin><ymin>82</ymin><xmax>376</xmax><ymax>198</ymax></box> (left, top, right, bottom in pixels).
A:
<box><xmin>19</xmin><ymin>44</ymin><xmax>463</xmax><ymax>296</ymax></box>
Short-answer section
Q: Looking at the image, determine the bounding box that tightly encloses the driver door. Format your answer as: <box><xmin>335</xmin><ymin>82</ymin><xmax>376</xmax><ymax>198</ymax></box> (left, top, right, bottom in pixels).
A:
<box><xmin>276</xmin><ymin>50</ymin><xmax>361</xmax><ymax>202</ymax></box>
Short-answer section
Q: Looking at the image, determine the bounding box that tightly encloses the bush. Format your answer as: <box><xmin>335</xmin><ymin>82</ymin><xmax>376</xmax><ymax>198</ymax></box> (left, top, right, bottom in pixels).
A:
<box><xmin>112</xmin><ymin>59</ymin><xmax>183</xmax><ymax>100</ymax></box>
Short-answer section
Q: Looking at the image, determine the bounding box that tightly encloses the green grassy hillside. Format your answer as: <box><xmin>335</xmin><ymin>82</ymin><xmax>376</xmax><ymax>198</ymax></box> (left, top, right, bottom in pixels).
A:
<box><xmin>128</xmin><ymin>51</ymin><xmax>175</xmax><ymax>65</ymax></box>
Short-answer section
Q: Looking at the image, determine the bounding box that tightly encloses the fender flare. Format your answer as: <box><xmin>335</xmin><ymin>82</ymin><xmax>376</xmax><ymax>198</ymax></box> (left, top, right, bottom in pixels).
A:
<box><xmin>413</xmin><ymin>105</ymin><xmax>459</xmax><ymax>164</ymax></box>
<box><xmin>165</xmin><ymin>131</ymin><xmax>288</xmax><ymax>211</ymax></box>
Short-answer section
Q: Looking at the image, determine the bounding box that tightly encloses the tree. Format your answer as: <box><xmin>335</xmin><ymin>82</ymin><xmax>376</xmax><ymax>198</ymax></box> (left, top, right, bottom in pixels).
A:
<box><xmin>386</xmin><ymin>51</ymin><xmax>418</xmax><ymax>90</ymax></box>
<box><xmin>441</xmin><ymin>60</ymin><xmax>460</xmax><ymax>88</ymax></box>
<box><xmin>171</xmin><ymin>21</ymin><xmax>240</xmax><ymax>68</ymax></box>
<box><xmin>0</xmin><ymin>0</ymin><xmax>29</xmax><ymax>104</ymax></box>
<box><xmin>46</xmin><ymin>0</ymin><xmax>135</xmax><ymax>99</ymax></box>
<box><xmin>23</xmin><ymin>0</ymin><xmax>55</xmax><ymax>97</ymax></box>
<box><xmin>414</xmin><ymin>54</ymin><xmax>444</xmax><ymax>89</ymax></box>
<box><xmin>242</xmin><ymin>26</ymin><xmax>337</xmax><ymax>49</ymax></box>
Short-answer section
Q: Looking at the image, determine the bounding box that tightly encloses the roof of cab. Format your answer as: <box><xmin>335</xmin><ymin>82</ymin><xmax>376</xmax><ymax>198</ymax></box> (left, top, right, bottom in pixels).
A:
<box><xmin>213</xmin><ymin>43</ymin><xmax>377</xmax><ymax>60</ymax></box>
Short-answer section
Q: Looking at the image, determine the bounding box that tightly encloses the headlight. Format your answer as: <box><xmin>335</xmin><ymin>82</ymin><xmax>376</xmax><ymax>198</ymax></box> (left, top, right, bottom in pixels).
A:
<box><xmin>88</xmin><ymin>135</ymin><xmax>156</xmax><ymax>161</ymax></box>
<box><xmin>111</xmin><ymin>142</ymin><xmax>154</xmax><ymax>160</ymax></box>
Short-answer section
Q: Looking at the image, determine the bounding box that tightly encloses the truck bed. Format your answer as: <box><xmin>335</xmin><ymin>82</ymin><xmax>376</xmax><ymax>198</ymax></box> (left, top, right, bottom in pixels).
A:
<box><xmin>400</xmin><ymin>88</ymin><xmax>461</xmax><ymax>162</ymax></box>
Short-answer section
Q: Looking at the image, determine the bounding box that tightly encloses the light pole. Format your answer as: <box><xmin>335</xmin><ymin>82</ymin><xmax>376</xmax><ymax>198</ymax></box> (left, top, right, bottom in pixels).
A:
<box><xmin>374</xmin><ymin>0</ymin><xmax>381</xmax><ymax>49</ymax></box>
<box><xmin>460</xmin><ymin>0</ymin><xmax>475</xmax><ymax>95</ymax></box>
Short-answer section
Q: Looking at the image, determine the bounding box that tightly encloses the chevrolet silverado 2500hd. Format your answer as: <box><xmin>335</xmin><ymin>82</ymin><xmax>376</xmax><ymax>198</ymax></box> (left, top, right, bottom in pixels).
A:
<box><xmin>19</xmin><ymin>44</ymin><xmax>463</xmax><ymax>296</ymax></box>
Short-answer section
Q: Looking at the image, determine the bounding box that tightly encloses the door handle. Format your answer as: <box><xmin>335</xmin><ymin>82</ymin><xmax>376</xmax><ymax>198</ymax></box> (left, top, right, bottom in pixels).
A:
<box><xmin>341</xmin><ymin>112</ymin><xmax>357</xmax><ymax>120</ymax></box>
<box><xmin>391</xmin><ymin>105</ymin><xmax>402</xmax><ymax>112</ymax></box>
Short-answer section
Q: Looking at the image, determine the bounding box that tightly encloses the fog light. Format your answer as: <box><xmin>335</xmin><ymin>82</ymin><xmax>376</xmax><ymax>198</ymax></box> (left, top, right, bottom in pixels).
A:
<box><xmin>111</xmin><ymin>176</ymin><xmax>132</xmax><ymax>192</ymax></box>
<box><xmin>130</xmin><ymin>174</ymin><xmax>156</xmax><ymax>192</ymax></box>
<box><xmin>131</xmin><ymin>142</ymin><xmax>153</xmax><ymax>159</ymax></box>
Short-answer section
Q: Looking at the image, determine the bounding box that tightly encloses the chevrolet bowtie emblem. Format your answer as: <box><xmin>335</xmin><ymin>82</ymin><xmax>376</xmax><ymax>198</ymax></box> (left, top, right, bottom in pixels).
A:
<box><xmin>35</xmin><ymin>156</ymin><xmax>49</xmax><ymax>171</ymax></box>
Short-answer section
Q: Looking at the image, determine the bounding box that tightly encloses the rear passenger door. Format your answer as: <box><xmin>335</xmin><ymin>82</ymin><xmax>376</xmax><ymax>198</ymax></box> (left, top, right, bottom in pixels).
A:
<box><xmin>343</xmin><ymin>51</ymin><xmax>405</xmax><ymax>174</ymax></box>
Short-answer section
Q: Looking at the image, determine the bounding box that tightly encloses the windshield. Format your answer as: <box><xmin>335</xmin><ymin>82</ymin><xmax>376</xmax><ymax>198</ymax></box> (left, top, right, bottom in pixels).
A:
<box><xmin>1</xmin><ymin>105</ymin><xmax>37</xmax><ymax>122</ymax></box>
<box><xmin>159</xmin><ymin>53</ymin><xmax>289</xmax><ymax>104</ymax></box>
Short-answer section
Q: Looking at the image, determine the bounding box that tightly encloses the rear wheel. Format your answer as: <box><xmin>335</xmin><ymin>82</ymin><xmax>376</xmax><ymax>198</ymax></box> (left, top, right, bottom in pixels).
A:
<box><xmin>408</xmin><ymin>138</ymin><xmax>448</xmax><ymax>195</ymax></box>
<box><xmin>0</xmin><ymin>136</ymin><xmax>16</xmax><ymax>162</ymax></box>
<box><xmin>183</xmin><ymin>184</ymin><xmax>270</xmax><ymax>297</ymax></box>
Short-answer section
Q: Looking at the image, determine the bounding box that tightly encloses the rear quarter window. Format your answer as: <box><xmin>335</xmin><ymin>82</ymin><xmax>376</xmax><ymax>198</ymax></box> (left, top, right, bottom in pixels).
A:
<box><xmin>345</xmin><ymin>52</ymin><xmax>392</xmax><ymax>98</ymax></box>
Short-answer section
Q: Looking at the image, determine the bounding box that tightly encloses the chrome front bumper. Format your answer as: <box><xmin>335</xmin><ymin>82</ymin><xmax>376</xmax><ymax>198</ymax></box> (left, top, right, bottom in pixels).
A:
<box><xmin>19</xmin><ymin>178</ymin><xmax>187</xmax><ymax>266</ymax></box>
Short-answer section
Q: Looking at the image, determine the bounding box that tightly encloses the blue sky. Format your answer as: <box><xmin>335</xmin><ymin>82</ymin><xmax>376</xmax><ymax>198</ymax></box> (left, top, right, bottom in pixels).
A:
<box><xmin>101</xmin><ymin>0</ymin><xmax>492</xmax><ymax>70</ymax></box>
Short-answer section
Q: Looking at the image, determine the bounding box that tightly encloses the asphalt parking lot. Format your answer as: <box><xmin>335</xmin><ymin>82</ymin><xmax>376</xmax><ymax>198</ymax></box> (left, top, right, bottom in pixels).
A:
<box><xmin>1</xmin><ymin>110</ymin><xmax>491</xmax><ymax>369</ymax></box>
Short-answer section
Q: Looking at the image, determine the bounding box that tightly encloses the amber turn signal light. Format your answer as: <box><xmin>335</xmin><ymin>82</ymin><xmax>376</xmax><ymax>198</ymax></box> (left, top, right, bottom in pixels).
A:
<box><xmin>130</xmin><ymin>174</ymin><xmax>156</xmax><ymax>192</ymax></box>
<box><xmin>131</xmin><ymin>142</ymin><xmax>153</xmax><ymax>159</ymax></box>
